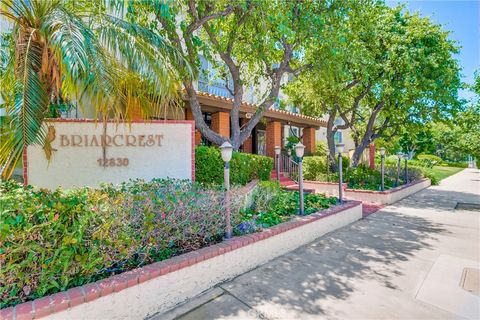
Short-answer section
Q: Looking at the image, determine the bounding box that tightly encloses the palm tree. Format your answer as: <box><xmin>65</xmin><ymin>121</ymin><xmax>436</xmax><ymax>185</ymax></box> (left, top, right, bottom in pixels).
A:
<box><xmin>0</xmin><ymin>0</ymin><xmax>189</xmax><ymax>179</ymax></box>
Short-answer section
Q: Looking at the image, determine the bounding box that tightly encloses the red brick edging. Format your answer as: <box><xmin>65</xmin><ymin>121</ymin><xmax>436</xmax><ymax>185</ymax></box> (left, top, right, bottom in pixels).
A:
<box><xmin>0</xmin><ymin>200</ymin><xmax>361</xmax><ymax>320</ymax></box>
<box><xmin>344</xmin><ymin>178</ymin><xmax>429</xmax><ymax>194</ymax></box>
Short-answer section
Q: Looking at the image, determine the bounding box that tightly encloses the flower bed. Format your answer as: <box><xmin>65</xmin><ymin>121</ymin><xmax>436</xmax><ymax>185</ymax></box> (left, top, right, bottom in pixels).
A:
<box><xmin>236</xmin><ymin>181</ymin><xmax>338</xmax><ymax>233</ymax></box>
<box><xmin>1</xmin><ymin>200</ymin><xmax>362</xmax><ymax>320</ymax></box>
<box><xmin>0</xmin><ymin>178</ymin><xmax>337</xmax><ymax>310</ymax></box>
<box><xmin>303</xmin><ymin>161</ymin><xmax>437</xmax><ymax>191</ymax></box>
<box><xmin>0</xmin><ymin>179</ymin><xmax>247</xmax><ymax>308</ymax></box>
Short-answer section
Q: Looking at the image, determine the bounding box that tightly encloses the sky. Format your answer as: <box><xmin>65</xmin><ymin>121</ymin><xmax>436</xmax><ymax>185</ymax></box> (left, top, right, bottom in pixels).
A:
<box><xmin>387</xmin><ymin>0</ymin><xmax>479</xmax><ymax>100</ymax></box>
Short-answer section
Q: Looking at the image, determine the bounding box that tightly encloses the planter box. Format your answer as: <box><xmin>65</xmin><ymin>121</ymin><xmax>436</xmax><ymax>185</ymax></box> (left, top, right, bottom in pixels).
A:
<box><xmin>344</xmin><ymin>178</ymin><xmax>431</xmax><ymax>204</ymax></box>
<box><xmin>1</xmin><ymin>201</ymin><xmax>362</xmax><ymax>320</ymax></box>
<box><xmin>304</xmin><ymin>179</ymin><xmax>430</xmax><ymax>205</ymax></box>
<box><xmin>304</xmin><ymin>181</ymin><xmax>346</xmax><ymax>196</ymax></box>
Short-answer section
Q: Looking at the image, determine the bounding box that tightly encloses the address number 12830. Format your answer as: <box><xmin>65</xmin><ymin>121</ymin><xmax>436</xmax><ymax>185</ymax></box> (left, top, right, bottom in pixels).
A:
<box><xmin>97</xmin><ymin>158</ymin><xmax>129</xmax><ymax>167</ymax></box>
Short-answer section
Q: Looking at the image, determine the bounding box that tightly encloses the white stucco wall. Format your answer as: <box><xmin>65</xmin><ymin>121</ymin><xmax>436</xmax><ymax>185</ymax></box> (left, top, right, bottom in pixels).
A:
<box><xmin>26</xmin><ymin>120</ymin><xmax>193</xmax><ymax>189</ymax></box>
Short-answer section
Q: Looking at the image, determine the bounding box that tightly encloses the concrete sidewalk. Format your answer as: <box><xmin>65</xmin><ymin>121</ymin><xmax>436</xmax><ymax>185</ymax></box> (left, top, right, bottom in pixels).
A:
<box><xmin>152</xmin><ymin>169</ymin><xmax>480</xmax><ymax>320</ymax></box>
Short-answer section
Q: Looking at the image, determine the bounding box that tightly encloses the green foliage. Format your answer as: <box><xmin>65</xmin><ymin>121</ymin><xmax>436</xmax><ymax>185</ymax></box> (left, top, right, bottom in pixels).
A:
<box><xmin>314</xmin><ymin>141</ymin><xmax>328</xmax><ymax>157</ymax></box>
<box><xmin>440</xmin><ymin>162</ymin><xmax>468</xmax><ymax>168</ymax></box>
<box><xmin>195</xmin><ymin>146</ymin><xmax>273</xmax><ymax>186</ymax></box>
<box><xmin>0</xmin><ymin>0</ymin><xmax>189</xmax><ymax>179</ymax></box>
<box><xmin>303</xmin><ymin>155</ymin><xmax>347</xmax><ymax>182</ymax></box>
<box><xmin>238</xmin><ymin>182</ymin><xmax>337</xmax><ymax>230</ymax></box>
<box><xmin>303</xmin><ymin>156</ymin><xmax>328</xmax><ymax>180</ymax></box>
<box><xmin>0</xmin><ymin>178</ymin><xmax>247</xmax><ymax>308</ymax></box>
<box><xmin>417</xmin><ymin>154</ymin><xmax>443</xmax><ymax>166</ymax></box>
<box><xmin>286</xmin><ymin>3</ymin><xmax>462</xmax><ymax>166</ymax></box>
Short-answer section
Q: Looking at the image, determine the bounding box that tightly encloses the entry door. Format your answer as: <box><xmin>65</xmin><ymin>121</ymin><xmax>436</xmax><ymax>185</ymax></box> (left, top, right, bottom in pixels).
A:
<box><xmin>257</xmin><ymin>129</ymin><xmax>266</xmax><ymax>155</ymax></box>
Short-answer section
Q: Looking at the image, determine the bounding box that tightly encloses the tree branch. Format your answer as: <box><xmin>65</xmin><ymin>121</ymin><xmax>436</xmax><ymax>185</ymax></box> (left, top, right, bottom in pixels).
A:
<box><xmin>186</xmin><ymin>1</ymin><xmax>236</xmax><ymax>34</ymax></box>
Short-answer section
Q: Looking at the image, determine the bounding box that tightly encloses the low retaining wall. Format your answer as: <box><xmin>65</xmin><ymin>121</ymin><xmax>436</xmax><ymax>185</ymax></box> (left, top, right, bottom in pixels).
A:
<box><xmin>344</xmin><ymin>178</ymin><xmax>431</xmax><ymax>205</ymax></box>
<box><xmin>1</xmin><ymin>201</ymin><xmax>362</xmax><ymax>320</ymax></box>
<box><xmin>304</xmin><ymin>181</ymin><xmax>346</xmax><ymax>196</ymax></box>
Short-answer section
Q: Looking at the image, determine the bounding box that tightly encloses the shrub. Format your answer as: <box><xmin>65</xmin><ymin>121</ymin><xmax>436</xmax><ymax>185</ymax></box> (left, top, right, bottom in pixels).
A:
<box><xmin>303</xmin><ymin>156</ymin><xmax>328</xmax><ymax>180</ymax></box>
<box><xmin>417</xmin><ymin>154</ymin><xmax>443</xmax><ymax>166</ymax></box>
<box><xmin>236</xmin><ymin>181</ymin><xmax>337</xmax><ymax>231</ymax></box>
<box><xmin>195</xmin><ymin>146</ymin><xmax>273</xmax><ymax>186</ymax></box>
<box><xmin>441</xmin><ymin>161</ymin><xmax>468</xmax><ymax>168</ymax></box>
<box><xmin>303</xmin><ymin>155</ymin><xmax>347</xmax><ymax>182</ymax></box>
<box><xmin>0</xmin><ymin>179</ymin><xmax>245</xmax><ymax>308</ymax></box>
<box><xmin>313</xmin><ymin>141</ymin><xmax>328</xmax><ymax>157</ymax></box>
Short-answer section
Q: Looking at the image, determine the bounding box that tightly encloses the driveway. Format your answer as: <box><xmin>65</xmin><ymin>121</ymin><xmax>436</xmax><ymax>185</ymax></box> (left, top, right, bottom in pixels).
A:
<box><xmin>154</xmin><ymin>168</ymin><xmax>480</xmax><ymax>320</ymax></box>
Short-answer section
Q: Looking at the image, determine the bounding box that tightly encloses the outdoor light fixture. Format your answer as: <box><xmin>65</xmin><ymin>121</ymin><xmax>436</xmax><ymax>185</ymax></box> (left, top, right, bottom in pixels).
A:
<box><xmin>295</xmin><ymin>143</ymin><xmax>305</xmax><ymax>215</ymax></box>
<box><xmin>396</xmin><ymin>152</ymin><xmax>403</xmax><ymax>187</ymax></box>
<box><xmin>274</xmin><ymin>146</ymin><xmax>281</xmax><ymax>182</ymax></box>
<box><xmin>336</xmin><ymin>143</ymin><xmax>345</xmax><ymax>203</ymax></box>
<box><xmin>379</xmin><ymin>147</ymin><xmax>386</xmax><ymax>191</ymax></box>
<box><xmin>220</xmin><ymin>141</ymin><xmax>233</xmax><ymax>163</ymax></box>
<box><xmin>295</xmin><ymin>142</ymin><xmax>305</xmax><ymax>158</ymax></box>
<box><xmin>219</xmin><ymin>141</ymin><xmax>233</xmax><ymax>239</ymax></box>
<box><xmin>336</xmin><ymin>143</ymin><xmax>345</xmax><ymax>154</ymax></box>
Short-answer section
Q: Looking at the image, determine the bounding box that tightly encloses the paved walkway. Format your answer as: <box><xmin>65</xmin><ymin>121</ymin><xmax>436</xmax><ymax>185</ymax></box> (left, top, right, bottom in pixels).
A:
<box><xmin>154</xmin><ymin>169</ymin><xmax>480</xmax><ymax>320</ymax></box>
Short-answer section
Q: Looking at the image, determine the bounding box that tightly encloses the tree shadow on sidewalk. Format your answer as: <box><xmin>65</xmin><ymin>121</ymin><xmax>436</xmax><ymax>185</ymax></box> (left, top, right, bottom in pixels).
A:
<box><xmin>215</xmin><ymin>210</ymin><xmax>449</xmax><ymax>318</ymax></box>
<box><xmin>391</xmin><ymin>188</ymin><xmax>480</xmax><ymax>212</ymax></box>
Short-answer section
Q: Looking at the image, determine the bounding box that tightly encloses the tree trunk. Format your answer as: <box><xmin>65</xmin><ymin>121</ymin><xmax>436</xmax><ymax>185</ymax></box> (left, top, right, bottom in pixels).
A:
<box><xmin>350</xmin><ymin>101</ymin><xmax>384</xmax><ymax>167</ymax></box>
<box><xmin>326</xmin><ymin>110</ymin><xmax>338</xmax><ymax>171</ymax></box>
<box><xmin>351</xmin><ymin>138</ymin><xmax>371</xmax><ymax>167</ymax></box>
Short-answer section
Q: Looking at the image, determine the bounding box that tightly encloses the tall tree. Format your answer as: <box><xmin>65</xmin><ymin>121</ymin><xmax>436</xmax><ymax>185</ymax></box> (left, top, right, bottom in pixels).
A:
<box><xmin>129</xmin><ymin>0</ymin><xmax>344</xmax><ymax>149</ymax></box>
<box><xmin>0</xmin><ymin>0</ymin><xmax>188</xmax><ymax>179</ymax></box>
<box><xmin>287</xmin><ymin>4</ymin><xmax>462</xmax><ymax>166</ymax></box>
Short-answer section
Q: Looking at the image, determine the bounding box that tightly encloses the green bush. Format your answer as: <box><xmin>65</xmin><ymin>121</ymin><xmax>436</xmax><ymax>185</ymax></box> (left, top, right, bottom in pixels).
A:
<box><xmin>313</xmin><ymin>141</ymin><xmax>328</xmax><ymax>156</ymax></box>
<box><xmin>236</xmin><ymin>181</ymin><xmax>337</xmax><ymax>231</ymax></box>
<box><xmin>0</xmin><ymin>179</ymin><xmax>246</xmax><ymax>308</ymax></box>
<box><xmin>303</xmin><ymin>156</ymin><xmax>328</xmax><ymax>180</ymax></box>
<box><xmin>441</xmin><ymin>161</ymin><xmax>468</xmax><ymax>168</ymax></box>
<box><xmin>195</xmin><ymin>146</ymin><xmax>273</xmax><ymax>186</ymax></box>
<box><xmin>417</xmin><ymin>154</ymin><xmax>443</xmax><ymax>166</ymax></box>
<box><xmin>303</xmin><ymin>155</ymin><xmax>348</xmax><ymax>182</ymax></box>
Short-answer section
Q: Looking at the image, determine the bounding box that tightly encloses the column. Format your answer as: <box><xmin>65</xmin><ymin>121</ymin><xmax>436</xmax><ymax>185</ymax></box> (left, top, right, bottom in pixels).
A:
<box><xmin>211</xmin><ymin>111</ymin><xmax>230</xmax><ymax>138</ymax></box>
<box><xmin>266</xmin><ymin>121</ymin><xmax>282</xmax><ymax>157</ymax></box>
<box><xmin>302</xmin><ymin>127</ymin><xmax>316</xmax><ymax>155</ymax></box>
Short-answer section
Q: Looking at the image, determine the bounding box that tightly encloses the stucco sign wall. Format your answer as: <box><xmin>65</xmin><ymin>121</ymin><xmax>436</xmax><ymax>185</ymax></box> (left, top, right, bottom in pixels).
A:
<box><xmin>25</xmin><ymin>119</ymin><xmax>194</xmax><ymax>189</ymax></box>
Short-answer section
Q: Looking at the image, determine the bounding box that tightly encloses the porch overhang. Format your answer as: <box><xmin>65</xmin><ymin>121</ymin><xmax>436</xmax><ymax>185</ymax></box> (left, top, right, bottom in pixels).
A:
<box><xmin>184</xmin><ymin>91</ymin><xmax>327</xmax><ymax>129</ymax></box>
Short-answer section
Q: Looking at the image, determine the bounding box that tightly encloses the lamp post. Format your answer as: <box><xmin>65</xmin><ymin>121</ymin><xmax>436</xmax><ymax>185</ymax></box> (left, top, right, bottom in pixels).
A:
<box><xmin>379</xmin><ymin>147</ymin><xmax>386</xmax><ymax>191</ymax></box>
<box><xmin>219</xmin><ymin>141</ymin><xmax>233</xmax><ymax>239</ymax></box>
<box><xmin>336</xmin><ymin>143</ymin><xmax>345</xmax><ymax>203</ymax></box>
<box><xmin>295</xmin><ymin>143</ymin><xmax>305</xmax><ymax>215</ymax></box>
<box><xmin>275</xmin><ymin>146</ymin><xmax>281</xmax><ymax>182</ymax></box>
<box><xmin>404</xmin><ymin>153</ymin><xmax>408</xmax><ymax>184</ymax></box>
<box><xmin>396</xmin><ymin>152</ymin><xmax>403</xmax><ymax>187</ymax></box>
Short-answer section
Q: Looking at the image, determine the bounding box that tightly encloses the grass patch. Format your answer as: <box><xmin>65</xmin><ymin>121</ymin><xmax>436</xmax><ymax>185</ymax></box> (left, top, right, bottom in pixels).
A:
<box><xmin>430</xmin><ymin>166</ymin><xmax>464</xmax><ymax>181</ymax></box>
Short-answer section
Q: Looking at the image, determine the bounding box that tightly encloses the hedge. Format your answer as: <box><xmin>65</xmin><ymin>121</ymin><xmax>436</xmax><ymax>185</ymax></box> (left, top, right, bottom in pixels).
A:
<box><xmin>0</xmin><ymin>179</ymin><xmax>247</xmax><ymax>308</ymax></box>
<box><xmin>303</xmin><ymin>156</ymin><xmax>349</xmax><ymax>181</ymax></box>
<box><xmin>440</xmin><ymin>161</ymin><xmax>468</xmax><ymax>168</ymax></box>
<box><xmin>195</xmin><ymin>146</ymin><xmax>273</xmax><ymax>186</ymax></box>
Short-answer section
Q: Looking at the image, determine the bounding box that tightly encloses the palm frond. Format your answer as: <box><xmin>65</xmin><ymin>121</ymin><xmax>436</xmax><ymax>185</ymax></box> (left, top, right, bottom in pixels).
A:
<box><xmin>1</xmin><ymin>27</ymin><xmax>48</xmax><ymax>179</ymax></box>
